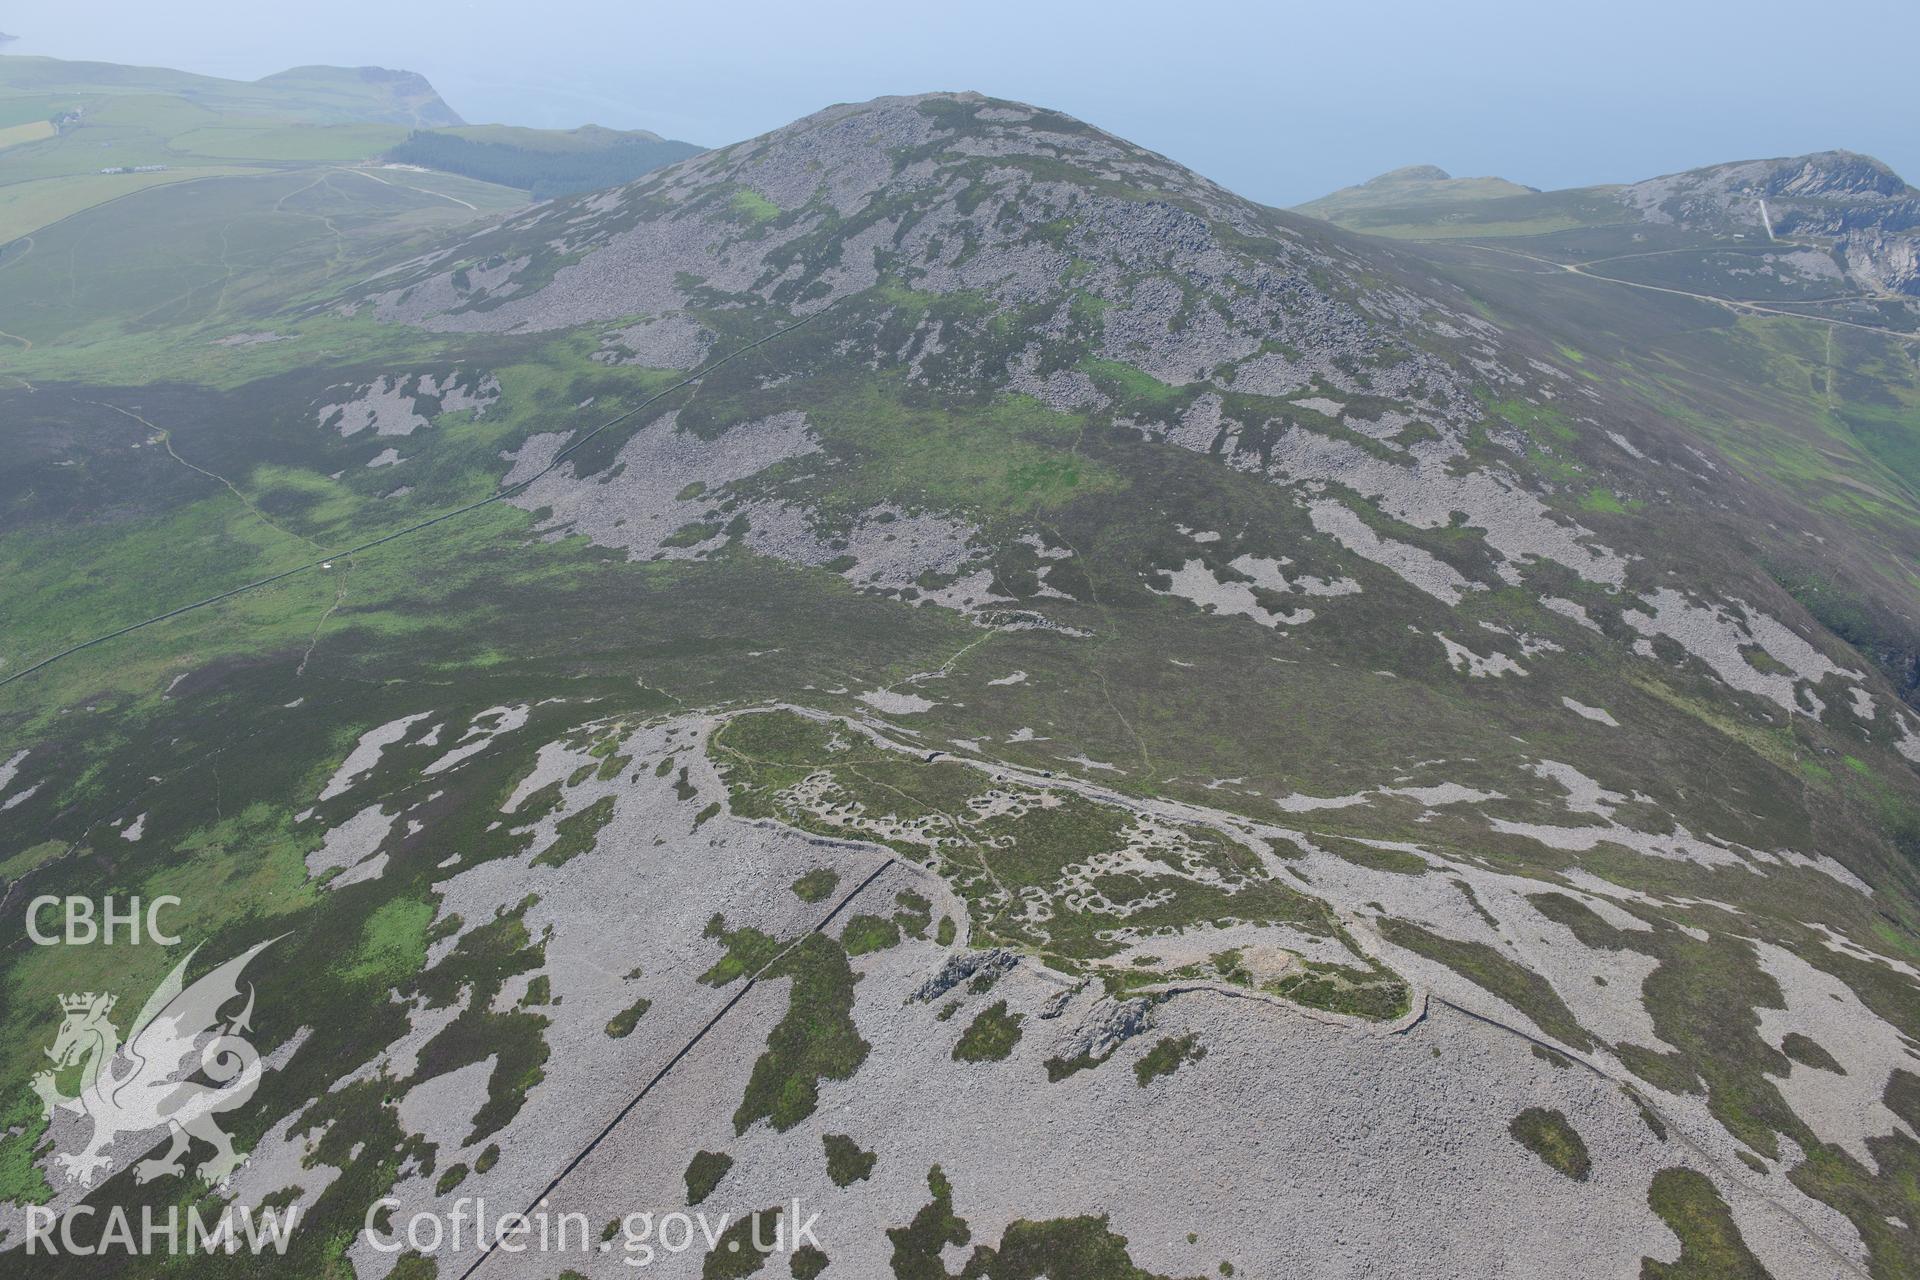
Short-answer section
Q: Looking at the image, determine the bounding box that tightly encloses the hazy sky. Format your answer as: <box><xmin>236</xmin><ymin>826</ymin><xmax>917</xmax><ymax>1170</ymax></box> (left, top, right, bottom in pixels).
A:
<box><xmin>7</xmin><ymin>0</ymin><xmax>1915</xmax><ymax>206</ymax></box>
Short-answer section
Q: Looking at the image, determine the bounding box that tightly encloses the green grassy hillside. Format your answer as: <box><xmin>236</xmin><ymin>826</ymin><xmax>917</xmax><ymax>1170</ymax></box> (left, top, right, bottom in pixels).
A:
<box><xmin>0</xmin><ymin>54</ymin><xmax>506</xmax><ymax>243</ymax></box>
<box><xmin>1294</xmin><ymin>163</ymin><xmax>1541</xmax><ymax>223</ymax></box>
<box><xmin>383</xmin><ymin>124</ymin><xmax>705</xmax><ymax>198</ymax></box>
<box><xmin>0</xmin><ymin>55</ymin><xmax>462</xmax><ymax>124</ymax></box>
<box><xmin>0</xmin><ymin>55</ymin><xmax>706</xmax><ymax>247</ymax></box>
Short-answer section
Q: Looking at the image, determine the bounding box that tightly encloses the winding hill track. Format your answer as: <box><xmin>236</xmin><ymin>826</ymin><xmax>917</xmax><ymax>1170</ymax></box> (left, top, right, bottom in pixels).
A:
<box><xmin>1462</xmin><ymin>240</ymin><xmax>1920</xmax><ymax>342</ymax></box>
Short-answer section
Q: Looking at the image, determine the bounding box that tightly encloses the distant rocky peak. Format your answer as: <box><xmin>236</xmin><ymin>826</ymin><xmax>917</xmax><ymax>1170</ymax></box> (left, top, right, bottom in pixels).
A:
<box><xmin>1623</xmin><ymin>150</ymin><xmax>1918</xmax><ymax>250</ymax></box>
<box><xmin>1764</xmin><ymin>150</ymin><xmax>1910</xmax><ymax>200</ymax></box>
<box><xmin>1667</xmin><ymin>151</ymin><xmax>1911</xmax><ymax>208</ymax></box>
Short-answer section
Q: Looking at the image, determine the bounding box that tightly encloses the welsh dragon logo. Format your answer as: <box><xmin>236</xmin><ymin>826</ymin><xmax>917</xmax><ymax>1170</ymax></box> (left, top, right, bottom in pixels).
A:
<box><xmin>33</xmin><ymin>938</ymin><xmax>276</xmax><ymax>1188</ymax></box>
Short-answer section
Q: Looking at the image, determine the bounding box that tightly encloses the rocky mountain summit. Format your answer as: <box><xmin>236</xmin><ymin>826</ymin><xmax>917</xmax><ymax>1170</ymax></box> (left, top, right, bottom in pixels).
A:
<box><xmin>350</xmin><ymin>97</ymin><xmax>1917</xmax><ymax>715</ymax></box>
<box><xmin>361</xmin><ymin>92</ymin><xmax>1505</xmax><ymax>411</ymax></box>
<box><xmin>1624</xmin><ymin>151</ymin><xmax>1920</xmax><ymax>293</ymax></box>
<box><xmin>1624</xmin><ymin>150</ymin><xmax>1914</xmax><ymax>228</ymax></box>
